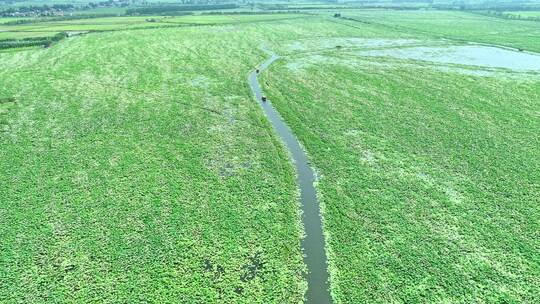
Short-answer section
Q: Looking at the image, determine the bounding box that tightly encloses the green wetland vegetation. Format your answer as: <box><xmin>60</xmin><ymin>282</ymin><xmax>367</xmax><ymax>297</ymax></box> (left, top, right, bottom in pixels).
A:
<box><xmin>0</xmin><ymin>13</ymin><xmax>306</xmax><ymax>40</ymax></box>
<box><xmin>1</xmin><ymin>7</ymin><xmax>539</xmax><ymax>304</ymax></box>
<box><xmin>1</xmin><ymin>19</ymin><xmax>309</xmax><ymax>303</ymax></box>
<box><xmin>503</xmin><ymin>10</ymin><xmax>540</xmax><ymax>18</ymax></box>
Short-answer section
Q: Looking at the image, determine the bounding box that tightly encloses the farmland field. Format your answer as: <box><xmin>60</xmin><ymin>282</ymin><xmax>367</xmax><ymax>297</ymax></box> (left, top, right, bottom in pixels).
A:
<box><xmin>263</xmin><ymin>12</ymin><xmax>540</xmax><ymax>303</ymax></box>
<box><xmin>343</xmin><ymin>10</ymin><xmax>540</xmax><ymax>52</ymax></box>
<box><xmin>0</xmin><ymin>14</ymin><xmax>308</xmax><ymax>40</ymax></box>
<box><xmin>0</xmin><ymin>18</ymin><xmax>22</xmax><ymax>24</ymax></box>
<box><xmin>0</xmin><ymin>16</ymin><xmax>315</xmax><ymax>303</ymax></box>
<box><xmin>503</xmin><ymin>10</ymin><xmax>540</xmax><ymax>18</ymax></box>
<box><xmin>1</xmin><ymin>9</ymin><xmax>539</xmax><ymax>304</ymax></box>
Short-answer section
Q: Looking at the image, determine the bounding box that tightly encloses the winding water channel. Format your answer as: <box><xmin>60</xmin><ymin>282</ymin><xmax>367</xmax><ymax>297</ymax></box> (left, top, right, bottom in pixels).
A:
<box><xmin>248</xmin><ymin>51</ymin><xmax>332</xmax><ymax>304</ymax></box>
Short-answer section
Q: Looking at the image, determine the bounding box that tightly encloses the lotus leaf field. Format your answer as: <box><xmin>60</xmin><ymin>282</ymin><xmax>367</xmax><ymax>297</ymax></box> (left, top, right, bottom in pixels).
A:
<box><xmin>1</xmin><ymin>10</ymin><xmax>539</xmax><ymax>303</ymax></box>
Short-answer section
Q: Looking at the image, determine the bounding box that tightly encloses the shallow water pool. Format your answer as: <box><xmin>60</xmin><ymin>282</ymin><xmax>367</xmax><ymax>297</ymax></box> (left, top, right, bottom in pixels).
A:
<box><xmin>362</xmin><ymin>45</ymin><xmax>540</xmax><ymax>72</ymax></box>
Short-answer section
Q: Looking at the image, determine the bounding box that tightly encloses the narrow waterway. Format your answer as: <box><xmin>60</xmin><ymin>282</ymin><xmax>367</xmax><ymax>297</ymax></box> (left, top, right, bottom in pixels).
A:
<box><xmin>248</xmin><ymin>51</ymin><xmax>332</xmax><ymax>304</ymax></box>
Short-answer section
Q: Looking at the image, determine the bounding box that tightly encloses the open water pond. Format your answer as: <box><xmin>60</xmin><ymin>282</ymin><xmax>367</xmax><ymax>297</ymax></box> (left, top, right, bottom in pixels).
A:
<box><xmin>362</xmin><ymin>45</ymin><xmax>540</xmax><ymax>72</ymax></box>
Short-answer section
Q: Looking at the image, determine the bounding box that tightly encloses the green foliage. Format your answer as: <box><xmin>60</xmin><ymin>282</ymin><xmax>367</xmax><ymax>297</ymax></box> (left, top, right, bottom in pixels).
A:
<box><xmin>2</xmin><ymin>14</ymin><xmax>119</xmax><ymax>25</ymax></box>
<box><xmin>0</xmin><ymin>10</ymin><xmax>539</xmax><ymax>303</ymax></box>
<box><xmin>0</xmin><ymin>31</ymin><xmax>67</xmax><ymax>49</ymax></box>
<box><xmin>342</xmin><ymin>10</ymin><xmax>540</xmax><ymax>52</ymax></box>
<box><xmin>126</xmin><ymin>4</ymin><xmax>239</xmax><ymax>16</ymax></box>
<box><xmin>0</xmin><ymin>13</ymin><xmax>307</xmax><ymax>40</ymax></box>
<box><xmin>0</xmin><ymin>16</ymin><xmax>310</xmax><ymax>302</ymax></box>
<box><xmin>261</xmin><ymin>13</ymin><xmax>540</xmax><ymax>303</ymax></box>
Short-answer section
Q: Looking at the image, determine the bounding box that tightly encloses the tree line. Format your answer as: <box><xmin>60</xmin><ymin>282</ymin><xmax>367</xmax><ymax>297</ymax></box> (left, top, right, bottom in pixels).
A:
<box><xmin>126</xmin><ymin>4</ymin><xmax>238</xmax><ymax>15</ymax></box>
<box><xmin>0</xmin><ymin>32</ymin><xmax>68</xmax><ymax>50</ymax></box>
